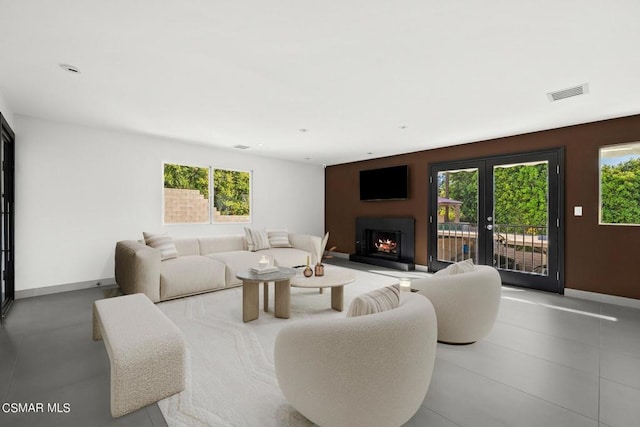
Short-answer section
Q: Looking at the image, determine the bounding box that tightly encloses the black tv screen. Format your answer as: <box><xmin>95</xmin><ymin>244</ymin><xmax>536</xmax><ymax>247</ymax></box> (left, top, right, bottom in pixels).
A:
<box><xmin>360</xmin><ymin>165</ymin><xmax>409</xmax><ymax>201</ymax></box>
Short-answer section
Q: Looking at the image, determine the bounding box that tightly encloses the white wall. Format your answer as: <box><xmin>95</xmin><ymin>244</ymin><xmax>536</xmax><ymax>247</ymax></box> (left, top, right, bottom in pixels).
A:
<box><xmin>14</xmin><ymin>115</ymin><xmax>325</xmax><ymax>292</ymax></box>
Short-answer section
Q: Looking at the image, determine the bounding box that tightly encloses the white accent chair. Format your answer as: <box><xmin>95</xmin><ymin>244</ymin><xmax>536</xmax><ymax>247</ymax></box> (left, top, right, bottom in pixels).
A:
<box><xmin>412</xmin><ymin>265</ymin><xmax>501</xmax><ymax>344</ymax></box>
<box><xmin>274</xmin><ymin>292</ymin><xmax>437</xmax><ymax>427</ymax></box>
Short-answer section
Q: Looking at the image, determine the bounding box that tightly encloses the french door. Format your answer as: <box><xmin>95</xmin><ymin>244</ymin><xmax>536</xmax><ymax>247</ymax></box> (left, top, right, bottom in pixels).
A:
<box><xmin>1</xmin><ymin>113</ymin><xmax>15</xmax><ymax>323</ymax></box>
<box><xmin>428</xmin><ymin>149</ymin><xmax>564</xmax><ymax>293</ymax></box>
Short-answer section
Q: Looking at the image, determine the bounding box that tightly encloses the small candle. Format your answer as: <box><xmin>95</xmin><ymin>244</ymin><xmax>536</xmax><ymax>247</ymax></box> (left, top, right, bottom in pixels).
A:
<box><xmin>258</xmin><ymin>255</ymin><xmax>269</xmax><ymax>270</ymax></box>
<box><xmin>399</xmin><ymin>278</ymin><xmax>411</xmax><ymax>292</ymax></box>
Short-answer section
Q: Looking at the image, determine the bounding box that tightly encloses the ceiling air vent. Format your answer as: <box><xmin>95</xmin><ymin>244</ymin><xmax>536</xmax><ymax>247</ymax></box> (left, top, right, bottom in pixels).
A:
<box><xmin>233</xmin><ymin>144</ymin><xmax>251</xmax><ymax>150</ymax></box>
<box><xmin>547</xmin><ymin>83</ymin><xmax>589</xmax><ymax>102</ymax></box>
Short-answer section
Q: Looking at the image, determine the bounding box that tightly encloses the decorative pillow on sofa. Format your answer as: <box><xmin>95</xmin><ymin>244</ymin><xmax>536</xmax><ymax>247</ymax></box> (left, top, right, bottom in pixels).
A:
<box><xmin>434</xmin><ymin>258</ymin><xmax>475</xmax><ymax>276</ymax></box>
<box><xmin>142</xmin><ymin>232</ymin><xmax>178</xmax><ymax>260</ymax></box>
<box><xmin>346</xmin><ymin>284</ymin><xmax>400</xmax><ymax>317</ymax></box>
<box><xmin>267</xmin><ymin>229</ymin><xmax>292</xmax><ymax>248</ymax></box>
<box><xmin>244</xmin><ymin>228</ymin><xmax>270</xmax><ymax>251</ymax></box>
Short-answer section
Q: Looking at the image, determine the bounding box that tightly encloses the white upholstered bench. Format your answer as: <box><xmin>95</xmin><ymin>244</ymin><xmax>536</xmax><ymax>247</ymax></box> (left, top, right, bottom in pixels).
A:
<box><xmin>92</xmin><ymin>293</ymin><xmax>186</xmax><ymax>418</ymax></box>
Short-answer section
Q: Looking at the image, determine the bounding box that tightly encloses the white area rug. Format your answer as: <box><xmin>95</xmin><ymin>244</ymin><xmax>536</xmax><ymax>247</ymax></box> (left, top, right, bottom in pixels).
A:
<box><xmin>156</xmin><ymin>265</ymin><xmax>426</xmax><ymax>427</ymax></box>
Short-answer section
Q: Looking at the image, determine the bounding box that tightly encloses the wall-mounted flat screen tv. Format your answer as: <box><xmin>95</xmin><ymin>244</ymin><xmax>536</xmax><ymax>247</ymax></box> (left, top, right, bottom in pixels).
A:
<box><xmin>359</xmin><ymin>165</ymin><xmax>409</xmax><ymax>201</ymax></box>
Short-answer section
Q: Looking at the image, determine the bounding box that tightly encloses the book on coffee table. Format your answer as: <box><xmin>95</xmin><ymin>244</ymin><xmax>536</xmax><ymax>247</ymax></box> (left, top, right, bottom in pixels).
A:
<box><xmin>249</xmin><ymin>266</ymin><xmax>279</xmax><ymax>274</ymax></box>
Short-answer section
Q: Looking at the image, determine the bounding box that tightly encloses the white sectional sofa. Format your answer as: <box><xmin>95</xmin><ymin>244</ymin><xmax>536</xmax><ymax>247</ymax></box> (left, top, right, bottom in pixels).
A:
<box><xmin>115</xmin><ymin>233</ymin><xmax>321</xmax><ymax>303</ymax></box>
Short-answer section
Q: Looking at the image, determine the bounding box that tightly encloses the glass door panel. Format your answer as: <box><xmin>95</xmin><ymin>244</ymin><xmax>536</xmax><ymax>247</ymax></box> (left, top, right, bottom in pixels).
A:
<box><xmin>436</xmin><ymin>168</ymin><xmax>479</xmax><ymax>265</ymax></box>
<box><xmin>492</xmin><ymin>161</ymin><xmax>549</xmax><ymax>276</ymax></box>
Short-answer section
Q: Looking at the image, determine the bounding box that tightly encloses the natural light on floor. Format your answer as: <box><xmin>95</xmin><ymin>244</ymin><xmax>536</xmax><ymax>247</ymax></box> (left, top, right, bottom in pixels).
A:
<box><xmin>361</xmin><ymin>273</ymin><xmax>619</xmax><ymax>321</ymax></box>
<box><xmin>501</xmin><ymin>296</ymin><xmax>618</xmax><ymax>322</ymax></box>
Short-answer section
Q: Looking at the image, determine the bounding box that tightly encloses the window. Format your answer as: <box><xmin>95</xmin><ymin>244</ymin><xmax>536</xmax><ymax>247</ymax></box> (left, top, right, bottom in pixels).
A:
<box><xmin>599</xmin><ymin>142</ymin><xmax>640</xmax><ymax>225</ymax></box>
<box><xmin>163</xmin><ymin>163</ymin><xmax>251</xmax><ymax>224</ymax></box>
<box><xmin>163</xmin><ymin>164</ymin><xmax>211</xmax><ymax>224</ymax></box>
<box><xmin>212</xmin><ymin>168</ymin><xmax>251</xmax><ymax>223</ymax></box>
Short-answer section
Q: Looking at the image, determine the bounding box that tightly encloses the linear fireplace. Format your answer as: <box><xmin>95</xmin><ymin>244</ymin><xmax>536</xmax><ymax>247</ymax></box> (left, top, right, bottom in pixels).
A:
<box><xmin>350</xmin><ymin>217</ymin><xmax>415</xmax><ymax>270</ymax></box>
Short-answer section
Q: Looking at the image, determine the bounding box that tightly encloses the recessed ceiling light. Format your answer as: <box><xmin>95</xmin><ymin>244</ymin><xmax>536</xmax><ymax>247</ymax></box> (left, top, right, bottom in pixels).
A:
<box><xmin>399</xmin><ymin>125</ymin><xmax>408</xmax><ymax>129</ymax></box>
<box><xmin>367</xmin><ymin>152</ymin><xmax>374</xmax><ymax>155</ymax></box>
<box><xmin>59</xmin><ymin>64</ymin><xmax>80</xmax><ymax>74</ymax></box>
<box><xmin>233</xmin><ymin>144</ymin><xmax>250</xmax><ymax>150</ymax></box>
<box><xmin>299</xmin><ymin>128</ymin><xmax>308</xmax><ymax>133</ymax></box>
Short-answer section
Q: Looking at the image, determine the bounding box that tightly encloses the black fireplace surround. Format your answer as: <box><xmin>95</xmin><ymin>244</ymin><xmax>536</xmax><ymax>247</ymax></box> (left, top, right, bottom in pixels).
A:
<box><xmin>350</xmin><ymin>217</ymin><xmax>415</xmax><ymax>271</ymax></box>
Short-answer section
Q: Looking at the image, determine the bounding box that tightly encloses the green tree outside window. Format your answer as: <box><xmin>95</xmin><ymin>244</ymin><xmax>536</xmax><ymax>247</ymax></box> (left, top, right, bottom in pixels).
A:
<box><xmin>164</xmin><ymin>164</ymin><xmax>209</xmax><ymax>198</ymax></box>
<box><xmin>213</xmin><ymin>169</ymin><xmax>251</xmax><ymax>216</ymax></box>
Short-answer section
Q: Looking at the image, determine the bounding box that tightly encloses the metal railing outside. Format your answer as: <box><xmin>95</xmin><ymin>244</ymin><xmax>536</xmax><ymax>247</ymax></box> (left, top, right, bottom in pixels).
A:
<box><xmin>494</xmin><ymin>224</ymin><xmax>547</xmax><ymax>275</ymax></box>
<box><xmin>437</xmin><ymin>222</ymin><xmax>548</xmax><ymax>275</ymax></box>
<box><xmin>436</xmin><ymin>222</ymin><xmax>478</xmax><ymax>264</ymax></box>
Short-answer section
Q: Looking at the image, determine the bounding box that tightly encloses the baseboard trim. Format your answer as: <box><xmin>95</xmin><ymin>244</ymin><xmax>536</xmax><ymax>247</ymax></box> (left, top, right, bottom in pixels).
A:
<box><xmin>565</xmin><ymin>288</ymin><xmax>640</xmax><ymax>310</ymax></box>
<box><xmin>16</xmin><ymin>278</ymin><xmax>117</xmax><ymax>299</ymax></box>
<box><xmin>327</xmin><ymin>251</ymin><xmax>349</xmax><ymax>259</ymax></box>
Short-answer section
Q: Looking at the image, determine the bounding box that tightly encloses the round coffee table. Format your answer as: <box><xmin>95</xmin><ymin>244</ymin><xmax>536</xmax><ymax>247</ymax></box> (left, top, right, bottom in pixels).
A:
<box><xmin>290</xmin><ymin>266</ymin><xmax>356</xmax><ymax>311</ymax></box>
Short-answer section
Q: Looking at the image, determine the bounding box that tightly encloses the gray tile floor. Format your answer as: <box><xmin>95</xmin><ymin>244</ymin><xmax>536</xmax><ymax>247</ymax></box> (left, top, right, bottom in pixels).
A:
<box><xmin>0</xmin><ymin>286</ymin><xmax>167</xmax><ymax>427</ymax></box>
<box><xmin>407</xmin><ymin>286</ymin><xmax>640</xmax><ymax>427</ymax></box>
<box><xmin>1</xmin><ymin>261</ymin><xmax>640</xmax><ymax>426</ymax></box>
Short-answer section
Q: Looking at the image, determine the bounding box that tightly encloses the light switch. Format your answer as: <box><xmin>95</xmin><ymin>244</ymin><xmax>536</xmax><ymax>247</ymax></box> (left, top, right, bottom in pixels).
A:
<box><xmin>574</xmin><ymin>206</ymin><xmax>583</xmax><ymax>216</ymax></box>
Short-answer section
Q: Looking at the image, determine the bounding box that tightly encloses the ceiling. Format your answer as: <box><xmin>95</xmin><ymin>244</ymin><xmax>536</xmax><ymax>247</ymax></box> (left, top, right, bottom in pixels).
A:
<box><xmin>1</xmin><ymin>1</ymin><xmax>640</xmax><ymax>166</ymax></box>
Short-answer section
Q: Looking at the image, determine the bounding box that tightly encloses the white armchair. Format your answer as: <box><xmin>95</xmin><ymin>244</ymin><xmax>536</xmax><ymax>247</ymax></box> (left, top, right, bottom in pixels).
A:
<box><xmin>412</xmin><ymin>265</ymin><xmax>502</xmax><ymax>344</ymax></box>
<box><xmin>274</xmin><ymin>292</ymin><xmax>437</xmax><ymax>427</ymax></box>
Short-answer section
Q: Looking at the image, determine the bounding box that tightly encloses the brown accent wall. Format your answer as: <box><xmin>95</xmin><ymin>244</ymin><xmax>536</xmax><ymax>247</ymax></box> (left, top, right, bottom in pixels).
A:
<box><xmin>325</xmin><ymin>114</ymin><xmax>640</xmax><ymax>299</ymax></box>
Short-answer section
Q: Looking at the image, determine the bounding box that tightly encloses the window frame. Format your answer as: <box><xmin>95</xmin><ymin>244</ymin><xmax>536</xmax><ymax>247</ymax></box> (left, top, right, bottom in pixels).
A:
<box><xmin>598</xmin><ymin>142</ymin><xmax>640</xmax><ymax>226</ymax></box>
<box><xmin>162</xmin><ymin>162</ymin><xmax>253</xmax><ymax>225</ymax></box>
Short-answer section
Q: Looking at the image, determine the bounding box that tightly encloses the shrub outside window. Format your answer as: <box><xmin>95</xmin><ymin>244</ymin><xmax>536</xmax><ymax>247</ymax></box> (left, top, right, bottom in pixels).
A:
<box><xmin>599</xmin><ymin>142</ymin><xmax>640</xmax><ymax>225</ymax></box>
<box><xmin>213</xmin><ymin>168</ymin><xmax>251</xmax><ymax>223</ymax></box>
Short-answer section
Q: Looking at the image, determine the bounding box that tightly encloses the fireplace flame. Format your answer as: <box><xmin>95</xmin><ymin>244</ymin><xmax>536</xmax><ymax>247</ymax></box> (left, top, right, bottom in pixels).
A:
<box><xmin>375</xmin><ymin>238</ymin><xmax>398</xmax><ymax>253</ymax></box>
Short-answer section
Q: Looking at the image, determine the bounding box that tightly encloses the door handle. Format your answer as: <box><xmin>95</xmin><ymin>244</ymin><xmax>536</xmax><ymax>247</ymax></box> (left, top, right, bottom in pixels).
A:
<box><xmin>486</xmin><ymin>225</ymin><xmax>493</xmax><ymax>230</ymax></box>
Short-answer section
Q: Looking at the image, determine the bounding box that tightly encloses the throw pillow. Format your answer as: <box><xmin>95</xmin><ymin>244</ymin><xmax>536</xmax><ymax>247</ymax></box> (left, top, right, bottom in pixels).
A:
<box><xmin>434</xmin><ymin>258</ymin><xmax>475</xmax><ymax>276</ymax></box>
<box><xmin>267</xmin><ymin>229</ymin><xmax>292</xmax><ymax>248</ymax></box>
<box><xmin>346</xmin><ymin>284</ymin><xmax>400</xmax><ymax>317</ymax></box>
<box><xmin>142</xmin><ymin>232</ymin><xmax>178</xmax><ymax>260</ymax></box>
<box><xmin>244</xmin><ymin>227</ymin><xmax>270</xmax><ymax>251</ymax></box>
